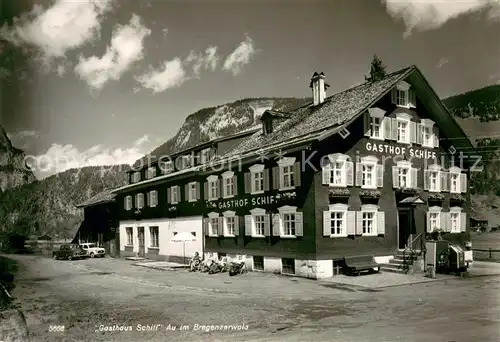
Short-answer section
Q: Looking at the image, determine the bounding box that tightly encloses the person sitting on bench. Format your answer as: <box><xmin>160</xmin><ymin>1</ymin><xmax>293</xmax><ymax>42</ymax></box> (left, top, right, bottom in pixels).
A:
<box><xmin>189</xmin><ymin>252</ymin><xmax>201</xmax><ymax>272</ymax></box>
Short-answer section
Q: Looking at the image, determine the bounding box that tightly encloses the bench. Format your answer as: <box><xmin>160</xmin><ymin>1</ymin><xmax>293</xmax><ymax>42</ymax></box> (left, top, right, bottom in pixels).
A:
<box><xmin>342</xmin><ymin>255</ymin><xmax>380</xmax><ymax>276</ymax></box>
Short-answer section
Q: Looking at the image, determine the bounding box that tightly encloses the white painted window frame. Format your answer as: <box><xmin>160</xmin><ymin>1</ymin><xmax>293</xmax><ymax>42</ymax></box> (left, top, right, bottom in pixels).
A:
<box><xmin>396</xmin><ymin>112</ymin><xmax>411</xmax><ymax>144</ymax></box>
<box><xmin>428</xmin><ymin>164</ymin><xmax>441</xmax><ymax>192</ymax></box>
<box><xmin>420</xmin><ymin>119</ymin><xmax>435</xmax><ymax>148</ymax></box>
<box><xmin>395</xmin><ymin>81</ymin><xmax>410</xmax><ymax>108</ymax></box>
<box><xmin>222</xmin><ymin>171</ymin><xmax>235</xmax><ymax>198</ymax></box>
<box><xmin>126</xmin><ymin>227</ymin><xmax>134</xmax><ymax>246</ymax></box>
<box><xmin>361</xmin><ymin>156</ymin><xmax>378</xmax><ymax>190</ymax></box>
<box><xmin>396</xmin><ymin>160</ymin><xmax>412</xmax><ymax>189</ymax></box>
<box><xmin>223</xmin><ymin>210</ymin><xmax>236</xmax><ymax>237</ymax></box>
<box><xmin>428</xmin><ymin>206</ymin><xmax>442</xmax><ymax>232</ymax></box>
<box><xmin>188</xmin><ymin>182</ymin><xmax>197</xmax><ymax>202</ymax></box>
<box><xmin>207</xmin><ymin>212</ymin><xmax>220</xmax><ymax>237</ymax></box>
<box><xmin>449</xmin><ymin>166</ymin><xmax>461</xmax><ymax>194</ymax></box>
<box><xmin>368</xmin><ymin>107</ymin><xmax>385</xmax><ymax>140</ymax></box>
<box><xmin>360</xmin><ymin>204</ymin><xmax>378</xmax><ymax>236</ymax></box>
<box><xmin>146</xmin><ymin>167</ymin><xmax>156</xmax><ymax>179</ymax></box>
<box><xmin>250</xmin><ymin>207</ymin><xmax>267</xmax><ymax>237</ymax></box>
<box><xmin>125</xmin><ymin>195</ymin><xmax>132</xmax><ymax>211</ymax></box>
<box><xmin>148</xmin><ymin>190</ymin><xmax>158</xmax><ymax>207</ymax></box>
<box><xmin>170</xmin><ymin>186</ymin><xmax>179</xmax><ymax>204</ymax></box>
<box><xmin>136</xmin><ymin>193</ymin><xmax>144</xmax><ymax>209</ymax></box>
<box><xmin>149</xmin><ymin>226</ymin><xmax>159</xmax><ymax>248</ymax></box>
<box><xmin>132</xmin><ymin>172</ymin><xmax>141</xmax><ymax>183</ymax></box>
<box><xmin>449</xmin><ymin>206</ymin><xmax>462</xmax><ymax>233</ymax></box>
<box><xmin>207</xmin><ymin>175</ymin><xmax>218</xmax><ymax>201</ymax></box>
<box><xmin>278</xmin><ymin>157</ymin><xmax>296</xmax><ymax>191</ymax></box>
<box><xmin>278</xmin><ymin>205</ymin><xmax>297</xmax><ymax>238</ymax></box>
<box><xmin>327</xmin><ymin>153</ymin><xmax>348</xmax><ymax>187</ymax></box>
<box><xmin>249</xmin><ymin>164</ymin><xmax>265</xmax><ymax>194</ymax></box>
<box><xmin>200</xmin><ymin>148</ymin><xmax>211</xmax><ymax>164</ymax></box>
<box><xmin>328</xmin><ymin>203</ymin><xmax>348</xmax><ymax>238</ymax></box>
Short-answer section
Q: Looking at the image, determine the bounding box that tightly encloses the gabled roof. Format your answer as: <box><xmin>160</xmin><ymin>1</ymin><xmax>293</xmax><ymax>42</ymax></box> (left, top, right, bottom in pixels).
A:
<box><xmin>76</xmin><ymin>189</ymin><xmax>116</xmax><ymax>208</ymax></box>
<box><xmin>221</xmin><ymin>66</ymin><xmax>414</xmax><ymax>160</ymax></box>
<box><xmin>131</xmin><ymin>125</ymin><xmax>261</xmax><ymax>170</ymax></box>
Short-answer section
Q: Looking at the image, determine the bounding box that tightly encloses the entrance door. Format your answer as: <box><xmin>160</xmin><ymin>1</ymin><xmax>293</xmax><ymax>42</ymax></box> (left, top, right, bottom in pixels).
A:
<box><xmin>137</xmin><ymin>227</ymin><xmax>145</xmax><ymax>257</ymax></box>
<box><xmin>398</xmin><ymin>209</ymin><xmax>413</xmax><ymax>249</ymax></box>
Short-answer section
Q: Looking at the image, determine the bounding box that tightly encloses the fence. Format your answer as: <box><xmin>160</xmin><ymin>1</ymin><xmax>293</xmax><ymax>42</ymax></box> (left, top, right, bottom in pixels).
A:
<box><xmin>472</xmin><ymin>249</ymin><xmax>500</xmax><ymax>262</ymax></box>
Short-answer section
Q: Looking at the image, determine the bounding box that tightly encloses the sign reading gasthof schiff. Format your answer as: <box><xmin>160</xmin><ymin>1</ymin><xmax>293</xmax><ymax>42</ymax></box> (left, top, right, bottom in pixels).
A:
<box><xmin>208</xmin><ymin>191</ymin><xmax>297</xmax><ymax>210</ymax></box>
<box><xmin>365</xmin><ymin>142</ymin><xmax>437</xmax><ymax>159</ymax></box>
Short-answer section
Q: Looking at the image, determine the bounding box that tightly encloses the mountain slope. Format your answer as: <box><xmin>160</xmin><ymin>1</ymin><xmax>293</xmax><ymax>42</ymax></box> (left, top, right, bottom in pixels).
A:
<box><xmin>137</xmin><ymin>97</ymin><xmax>311</xmax><ymax>165</ymax></box>
<box><xmin>0</xmin><ymin>165</ymin><xmax>128</xmax><ymax>238</ymax></box>
<box><xmin>0</xmin><ymin>126</ymin><xmax>36</xmax><ymax>191</ymax></box>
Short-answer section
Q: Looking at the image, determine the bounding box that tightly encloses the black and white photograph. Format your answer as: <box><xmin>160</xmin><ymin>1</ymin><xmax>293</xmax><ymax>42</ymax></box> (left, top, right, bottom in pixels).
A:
<box><xmin>0</xmin><ymin>0</ymin><xmax>499</xmax><ymax>341</ymax></box>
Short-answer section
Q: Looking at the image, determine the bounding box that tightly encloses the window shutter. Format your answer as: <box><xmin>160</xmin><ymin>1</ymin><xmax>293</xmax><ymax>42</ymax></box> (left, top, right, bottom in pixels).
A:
<box><xmin>264</xmin><ymin>215</ymin><xmax>271</xmax><ymax>236</ymax></box>
<box><xmin>423</xmin><ymin>170</ymin><xmax>430</xmax><ymax>190</ymax></box>
<box><xmin>433</xmin><ymin>127</ymin><xmax>439</xmax><ymax>148</ymax></box>
<box><xmin>411</xmin><ymin>168</ymin><xmax>418</xmax><ymax>188</ymax></box>
<box><xmin>355</xmin><ymin>211</ymin><xmax>363</xmax><ymax>235</ymax></box>
<box><xmin>383</xmin><ymin>117</ymin><xmax>391</xmax><ymax>140</ymax></box>
<box><xmin>409</xmin><ymin>89</ymin><xmax>416</xmax><ymax>108</ymax></box>
<box><xmin>376</xmin><ymin>164</ymin><xmax>383</xmax><ymax>188</ymax></box>
<box><xmin>323</xmin><ymin>211</ymin><xmax>331</xmax><ymax>236</ymax></box>
<box><xmin>391</xmin><ymin>88</ymin><xmax>397</xmax><ymax>104</ymax></box>
<box><xmin>218</xmin><ymin>217</ymin><xmax>224</xmax><ymax>236</ymax></box>
<box><xmin>215</xmin><ymin>179</ymin><xmax>220</xmax><ymax>198</ymax></box>
<box><xmin>272</xmin><ymin>213</ymin><xmax>281</xmax><ymax>236</ymax></box>
<box><xmin>391</xmin><ymin>118</ymin><xmax>398</xmax><ymax>140</ymax></box>
<box><xmin>322</xmin><ymin>164</ymin><xmax>330</xmax><ymax>185</ymax></box>
<box><xmin>146</xmin><ymin>192</ymin><xmax>150</xmax><ymax>206</ymax></box>
<box><xmin>392</xmin><ymin>166</ymin><xmax>399</xmax><ymax>188</ymax></box>
<box><xmin>460</xmin><ymin>173</ymin><xmax>467</xmax><ymax>193</ymax></box>
<box><xmin>272</xmin><ymin>167</ymin><xmax>279</xmax><ymax>190</ymax></box>
<box><xmin>441</xmin><ymin>172</ymin><xmax>449</xmax><ymax>192</ymax></box>
<box><xmin>196</xmin><ymin>182</ymin><xmax>200</xmax><ymax>200</ymax></box>
<box><xmin>246</xmin><ymin>172</ymin><xmax>252</xmax><ymax>193</ymax></box>
<box><xmin>377</xmin><ymin>211</ymin><xmax>385</xmax><ymax>235</ymax></box>
<box><xmin>346</xmin><ymin>211</ymin><xmax>356</xmax><ymax>236</ymax></box>
<box><xmin>346</xmin><ymin>161</ymin><xmax>354</xmax><ymax>186</ymax></box>
<box><xmin>203</xmin><ymin>182</ymin><xmax>208</xmax><ymax>200</ymax></box>
<box><xmin>203</xmin><ymin>218</ymin><xmax>209</xmax><ymax>236</ymax></box>
<box><xmin>294</xmin><ymin>162</ymin><xmax>301</xmax><ymax>187</ymax></box>
<box><xmin>184</xmin><ymin>184</ymin><xmax>189</xmax><ymax>200</ymax></box>
<box><xmin>233</xmin><ymin>216</ymin><xmax>240</xmax><ymax>236</ymax></box>
<box><xmin>426</xmin><ymin>212</ymin><xmax>432</xmax><ymax>233</ymax></box>
<box><xmin>233</xmin><ymin>175</ymin><xmax>238</xmax><ymax>195</ymax></box>
<box><xmin>264</xmin><ymin>169</ymin><xmax>270</xmax><ymax>191</ymax></box>
<box><xmin>244</xmin><ymin>215</ymin><xmax>252</xmax><ymax>236</ymax></box>
<box><xmin>410</xmin><ymin>121</ymin><xmax>416</xmax><ymax>143</ymax></box>
<box><xmin>167</xmin><ymin>187</ymin><xmax>171</xmax><ymax>204</ymax></box>
<box><xmin>416</xmin><ymin>123</ymin><xmax>422</xmax><ymax>145</ymax></box>
<box><xmin>460</xmin><ymin>213</ymin><xmax>466</xmax><ymax>232</ymax></box>
<box><xmin>363</xmin><ymin>111</ymin><xmax>371</xmax><ymax>137</ymax></box>
<box><xmin>355</xmin><ymin>163</ymin><xmax>363</xmax><ymax>186</ymax></box>
<box><xmin>295</xmin><ymin>212</ymin><xmax>303</xmax><ymax>236</ymax></box>
<box><xmin>124</xmin><ymin>197</ymin><xmax>128</xmax><ymax>210</ymax></box>
<box><xmin>440</xmin><ymin>212</ymin><xmax>448</xmax><ymax>232</ymax></box>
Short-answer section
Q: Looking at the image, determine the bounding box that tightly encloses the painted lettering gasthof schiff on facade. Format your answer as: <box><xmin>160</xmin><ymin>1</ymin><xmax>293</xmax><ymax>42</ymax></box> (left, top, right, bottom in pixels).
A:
<box><xmin>365</xmin><ymin>142</ymin><xmax>437</xmax><ymax>160</ymax></box>
<box><xmin>211</xmin><ymin>191</ymin><xmax>297</xmax><ymax>210</ymax></box>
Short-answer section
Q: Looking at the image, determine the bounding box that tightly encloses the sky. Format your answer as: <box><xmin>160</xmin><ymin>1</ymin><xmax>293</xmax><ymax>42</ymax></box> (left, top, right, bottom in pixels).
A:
<box><xmin>1</xmin><ymin>0</ymin><xmax>500</xmax><ymax>179</ymax></box>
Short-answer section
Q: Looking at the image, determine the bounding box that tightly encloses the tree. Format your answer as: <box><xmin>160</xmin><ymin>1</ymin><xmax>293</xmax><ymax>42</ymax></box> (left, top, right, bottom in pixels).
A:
<box><xmin>365</xmin><ymin>54</ymin><xmax>387</xmax><ymax>82</ymax></box>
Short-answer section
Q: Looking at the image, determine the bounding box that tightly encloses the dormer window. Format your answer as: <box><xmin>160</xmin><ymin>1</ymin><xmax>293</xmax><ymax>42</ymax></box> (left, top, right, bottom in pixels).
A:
<box><xmin>263</xmin><ymin>119</ymin><xmax>273</xmax><ymax>135</ymax></box>
<box><xmin>391</xmin><ymin>81</ymin><xmax>416</xmax><ymax>108</ymax></box>
<box><xmin>159</xmin><ymin>160</ymin><xmax>174</xmax><ymax>174</ymax></box>
<box><xmin>146</xmin><ymin>167</ymin><xmax>156</xmax><ymax>179</ymax></box>
<box><xmin>131</xmin><ymin>172</ymin><xmax>141</xmax><ymax>183</ymax></box>
<box><xmin>200</xmin><ymin>149</ymin><xmax>211</xmax><ymax>164</ymax></box>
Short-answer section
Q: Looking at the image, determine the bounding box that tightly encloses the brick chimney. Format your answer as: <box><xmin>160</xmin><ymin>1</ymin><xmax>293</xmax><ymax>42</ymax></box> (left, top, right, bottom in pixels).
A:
<box><xmin>309</xmin><ymin>72</ymin><xmax>330</xmax><ymax>106</ymax></box>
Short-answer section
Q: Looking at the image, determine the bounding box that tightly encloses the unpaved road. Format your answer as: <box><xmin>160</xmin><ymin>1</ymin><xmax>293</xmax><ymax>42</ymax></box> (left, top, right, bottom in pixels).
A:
<box><xmin>5</xmin><ymin>254</ymin><xmax>500</xmax><ymax>342</ymax></box>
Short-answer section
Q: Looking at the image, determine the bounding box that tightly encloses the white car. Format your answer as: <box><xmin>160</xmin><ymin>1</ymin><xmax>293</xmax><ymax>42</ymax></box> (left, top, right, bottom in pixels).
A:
<box><xmin>80</xmin><ymin>243</ymin><xmax>106</xmax><ymax>258</ymax></box>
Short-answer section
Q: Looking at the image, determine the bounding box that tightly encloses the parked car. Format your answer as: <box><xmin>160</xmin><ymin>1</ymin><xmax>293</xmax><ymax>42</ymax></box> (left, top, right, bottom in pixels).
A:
<box><xmin>80</xmin><ymin>243</ymin><xmax>106</xmax><ymax>258</ymax></box>
<box><xmin>52</xmin><ymin>244</ymin><xmax>87</xmax><ymax>260</ymax></box>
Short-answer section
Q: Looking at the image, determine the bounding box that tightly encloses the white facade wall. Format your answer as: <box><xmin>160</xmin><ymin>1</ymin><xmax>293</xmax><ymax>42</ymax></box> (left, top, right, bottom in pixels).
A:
<box><xmin>119</xmin><ymin>216</ymin><xmax>203</xmax><ymax>258</ymax></box>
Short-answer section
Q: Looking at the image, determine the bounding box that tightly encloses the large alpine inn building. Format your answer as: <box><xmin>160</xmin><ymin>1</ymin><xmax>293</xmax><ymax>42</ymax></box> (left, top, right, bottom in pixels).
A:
<box><xmin>112</xmin><ymin>65</ymin><xmax>474</xmax><ymax>279</ymax></box>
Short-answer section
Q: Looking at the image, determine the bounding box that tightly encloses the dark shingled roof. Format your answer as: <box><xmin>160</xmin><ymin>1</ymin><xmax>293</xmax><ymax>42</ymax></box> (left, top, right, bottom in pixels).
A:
<box><xmin>222</xmin><ymin>66</ymin><xmax>414</xmax><ymax>159</ymax></box>
<box><xmin>76</xmin><ymin>189</ymin><xmax>116</xmax><ymax>208</ymax></box>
